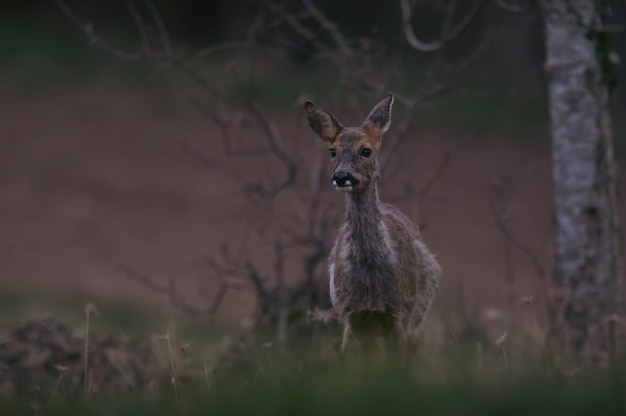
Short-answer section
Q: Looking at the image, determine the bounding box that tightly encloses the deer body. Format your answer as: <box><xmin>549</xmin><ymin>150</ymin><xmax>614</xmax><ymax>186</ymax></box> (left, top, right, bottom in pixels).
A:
<box><xmin>304</xmin><ymin>94</ymin><xmax>441</xmax><ymax>353</ymax></box>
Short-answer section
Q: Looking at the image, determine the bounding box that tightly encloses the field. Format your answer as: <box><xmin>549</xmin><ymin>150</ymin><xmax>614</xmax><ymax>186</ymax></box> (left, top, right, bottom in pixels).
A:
<box><xmin>1</xmin><ymin>13</ymin><xmax>626</xmax><ymax>415</ymax></box>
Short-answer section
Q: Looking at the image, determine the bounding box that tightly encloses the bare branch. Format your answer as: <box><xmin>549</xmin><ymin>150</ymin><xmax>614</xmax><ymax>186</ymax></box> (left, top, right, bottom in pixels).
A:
<box><xmin>119</xmin><ymin>262</ymin><xmax>248</xmax><ymax>317</ymax></box>
<box><xmin>142</xmin><ymin>0</ymin><xmax>172</xmax><ymax>57</ymax></box>
<box><xmin>197</xmin><ymin>41</ymin><xmax>286</xmax><ymax>59</ymax></box>
<box><xmin>127</xmin><ymin>1</ymin><xmax>151</xmax><ymax>53</ymax></box>
<box><xmin>418</xmin><ymin>149</ymin><xmax>452</xmax><ymax>199</ymax></box>
<box><xmin>261</xmin><ymin>0</ymin><xmax>332</xmax><ymax>58</ymax></box>
<box><xmin>493</xmin><ymin>0</ymin><xmax>532</xmax><ymax>13</ymax></box>
<box><xmin>400</xmin><ymin>0</ymin><xmax>485</xmax><ymax>51</ymax></box>
<box><xmin>379</xmin><ymin>99</ymin><xmax>416</xmax><ymax>169</ymax></box>
<box><xmin>487</xmin><ymin>182</ymin><xmax>548</xmax><ymax>281</ymax></box>
<box><xmin>165</xmin><ymin>57</ymin><xmax>223</xmax><ymax>99</ymax></box>
<box><xmin>441</xmin><ymin>29</ymin><xmax>493</xmax><ymax>73</ymax></box>
<box><xmin>301</xmin><ymin>0</ymin><xmax>354</xmax><ymax>56</ymax></box>
<box><xmin>379</xmin><ymin>82</ymin><xmax>447</xmax><ymax>169</ymax></box>
<box><xmin>118</xmin><ymin>263</ymin><xmax>171</xmax><ymax>295</ymax></box>
<box><xmin>52</xmin><ymin>0</ymin><xmax>143</xmax><ymax>61</ymax></box>
<box><xmin>246</xmin><ymin>103</ymin><xmax>298</xmax><ymax>198</ymax></box>
<box><xmin>245</xmin><ymin>260</ymin><xmax>270</xmax><ymax>301</ymax></box>
<box><xmin>384</xmin><ymin>149</ymin><xmax>451</xmax><ymax>205</ymax></box>
<box><xmin>180</xmin><ymin>140</ymin><xmax>249</xmax><ymax>187</ymax></box>
<box><xmin>201</xmin><ymin>256</ymin><xmax>254</xmax><ymax>314</ymax></box>
<box><xmin>206</xmin><ymin>284</ymin><xmax>229</xmax><ymax>315</ymax></box>
<box><xmin>188</xmin><ymin>99</ymin><xmax>274</xmax><ymax>157</ymax></box>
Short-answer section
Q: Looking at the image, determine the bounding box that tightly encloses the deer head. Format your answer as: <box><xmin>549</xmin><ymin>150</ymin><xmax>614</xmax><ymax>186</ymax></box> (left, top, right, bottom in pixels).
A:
<box><xmin>304</xmin><ymin>94</ymin><xmax>394</xmax><ymax>193</ymax></box>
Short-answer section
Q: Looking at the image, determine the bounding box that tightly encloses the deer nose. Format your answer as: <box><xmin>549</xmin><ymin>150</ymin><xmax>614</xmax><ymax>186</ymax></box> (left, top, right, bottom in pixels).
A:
<box><xmin>332</xmin><ymin>171</ymin><xmax>351</xmax><ymax>187</ymax></box>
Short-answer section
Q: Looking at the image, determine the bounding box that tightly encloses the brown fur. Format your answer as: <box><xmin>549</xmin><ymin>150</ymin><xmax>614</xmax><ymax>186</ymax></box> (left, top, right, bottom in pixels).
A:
<box><xmin>304</xmin><ymin>94</ymin><xmax>442</xmax><ymax>354</ymax></box>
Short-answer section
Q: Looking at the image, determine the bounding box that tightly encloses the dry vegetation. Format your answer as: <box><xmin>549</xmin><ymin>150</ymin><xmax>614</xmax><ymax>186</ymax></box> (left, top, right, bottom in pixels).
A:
<box><xmin>0</xmin><ymin>309</ymin><xmax>625</xmax><ymax>415</ymax></box>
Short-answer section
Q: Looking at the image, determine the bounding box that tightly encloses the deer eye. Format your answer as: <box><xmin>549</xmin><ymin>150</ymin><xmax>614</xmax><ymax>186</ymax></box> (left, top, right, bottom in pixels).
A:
<box><xmin>361</xmin><ymin>148</ymin><xmax>372</xmax><ymax>158</ymax></box>
<box><xmin>329</xmin><ymin>149</ymin><xmax>337</xmax><ymax>158</ymax></box>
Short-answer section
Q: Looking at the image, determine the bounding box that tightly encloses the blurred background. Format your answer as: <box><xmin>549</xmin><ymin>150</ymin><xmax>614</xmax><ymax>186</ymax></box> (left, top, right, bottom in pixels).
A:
<box><xmin>1</xmin><ymin>0</ymin><xmax>625</xmax><ymax>348</ymax></box>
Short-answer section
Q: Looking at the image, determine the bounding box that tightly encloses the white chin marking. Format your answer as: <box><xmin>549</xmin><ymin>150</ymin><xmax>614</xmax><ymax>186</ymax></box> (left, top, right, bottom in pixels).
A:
<box><xmin>334</xmin><ymin>185</ymin><xmax>353</xmax><ymax>192</ymax></box>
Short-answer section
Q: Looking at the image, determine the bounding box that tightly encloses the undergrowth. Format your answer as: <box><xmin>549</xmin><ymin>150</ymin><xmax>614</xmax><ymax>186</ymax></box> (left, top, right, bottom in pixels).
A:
<box><xmin>0</xmin><ymin>295</ymin><xmax>625</xmax><ymax>416</ymax></box>
<box><xmin>1</xmin><ymin>347</ymin><xmax>625</xmax><ymax>416</ymax></box>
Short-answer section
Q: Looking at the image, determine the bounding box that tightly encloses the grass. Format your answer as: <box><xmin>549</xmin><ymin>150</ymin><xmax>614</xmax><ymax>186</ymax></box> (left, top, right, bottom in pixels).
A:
<box><xmin>1</xmin><ymin>345</ymin><xmax>625</xmax><ymax>415</ymax></box>
<box><xmin>1</xmin><ymin>291</ymin><xmax>625</xmax><ymax>415</ymax></box>
<box><xmin>0</xmin><ymin>290</ymin><xmax>230</xmax><ymax>344</ymax></box>
<box><xmin>0</xmin><ymin>290</ymin><xmax>159</xmax><ymax>337</ymax></box>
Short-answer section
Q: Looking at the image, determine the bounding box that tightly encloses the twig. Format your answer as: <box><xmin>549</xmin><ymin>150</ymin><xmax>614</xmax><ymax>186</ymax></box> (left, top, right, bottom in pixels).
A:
<box><xmin>204</xmin><ymin>353</ymin><xmax>212</xmax><ymax>391</ymax></box>
<box><xmin>142</xmin><ymin>0</ymin><xmax>172</xmax><ymax>57</ymax></box>
<box><xmin>245</xmin><ymin>261</ymin><xmax>270</xmax><ymax>303</ymax></box>
<box><xmin>418</xmin><ymin>149</ymin><xmax>452</xmax><ymax>199</ymax></box>
<box><xmin>180</xmin><ymin>139</ymin><xmax>251</xmax><ymax>188</ymax></box>
<box><xmin>118</xmin><ymin>264</ymin><xmax>171</xmax><ymax>295</ymax></box>
<box><xmin>246</xmin><ymin>102</ymin><xmax>298</xmax><ymax>198</ymax></box>
<box><xmin>261</xmin><ymin>0</ymin><xmax>331</xmax><ymax>57</ymax></box>
<box><xmin>384</xmin><ymin>149</ymin><xmax>451</xmax><ymax>204</ymax></box>
<box><xmin>379</xmin><ymin>83</ymin><xmax>447</xmax><ymax>169</ymax></box>
<box><xmin>52</xmin><ymin>0</ymin><xmax>143</xmax><ymax>61</ymax></box>
<box><xmin>197</xmin><ymin>41</ymin><xmax>286</xmax><ymax>59</ymax></box>
<box><xmin>118</xmin><ymin>263</ymin><xmax>244</xmax><ymax>317</ymax></box>
<box><xmin>379</xmin><ymin>99</ymin><xmax>416</xmax><ymax>169</ymax></box>
<box><xmin>302</xmin><ymin>0</ymin><xmax>354</xmax><ymax>56</ymax></box>
<box><xmin>127</xmin><ymin>1</ymin><xmax>151</xmax><ymax>53</ymax></box>
<box><xmin>487</xmin><ymin>194</ymin><xmax>548</xmax><ymax>281</ymax></box>
<box><xmin>400</xmin><ymin>0</ymin><xmax>486</xmax><ymax>52</ymax></box>
<box><xmin>165</xmin><ymin>327</ymin><xmax>183</xmax><ymax>395</ymax></box>
<box><xmin>83</xmin><ymin>302</ymin><xmax>99</xmax><ymax>398</ymax></box>
<box><xmin>493</xmin><ymin>0</ymin><xmax>532</xmax><ymax>13</ymax></box>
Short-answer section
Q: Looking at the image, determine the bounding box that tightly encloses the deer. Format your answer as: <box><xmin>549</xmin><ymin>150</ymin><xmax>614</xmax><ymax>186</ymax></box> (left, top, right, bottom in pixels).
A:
<box><xmin>303</xmin><ymin>93</ymin><xmax>441</xmax><ymax>360</ymax></box>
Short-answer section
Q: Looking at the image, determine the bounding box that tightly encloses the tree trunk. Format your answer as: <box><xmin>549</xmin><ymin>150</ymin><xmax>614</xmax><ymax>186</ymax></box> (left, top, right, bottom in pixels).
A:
<box><xmin>541</xmin><ymin>0</ymin><xmax>623</xmax><ymax>358</ymax></box>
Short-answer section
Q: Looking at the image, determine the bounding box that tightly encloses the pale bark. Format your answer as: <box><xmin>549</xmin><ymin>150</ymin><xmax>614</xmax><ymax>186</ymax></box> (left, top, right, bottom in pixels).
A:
<box><xmin>541</xmin><ymin>0</ymin><xmax>623</xmax><ymax>355</ymax></box>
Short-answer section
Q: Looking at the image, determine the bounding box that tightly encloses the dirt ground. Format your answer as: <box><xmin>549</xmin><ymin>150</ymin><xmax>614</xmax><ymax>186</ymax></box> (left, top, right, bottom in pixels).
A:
<box><xmin>0</xmin><ymin>89</ymin><xmax>583</xmax><ymax>330</ymax></box>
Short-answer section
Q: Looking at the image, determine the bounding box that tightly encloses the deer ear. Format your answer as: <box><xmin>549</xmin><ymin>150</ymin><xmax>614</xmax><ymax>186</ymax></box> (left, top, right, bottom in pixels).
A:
<box><xmin>364</xmin><ymin>93</ymin><xmax>394</xmax><ymax>133</ymax></box>
<box><xmin>304</xmin><ymin>101</ymin><xmax>344</xmax><ymax>143</ymax></box>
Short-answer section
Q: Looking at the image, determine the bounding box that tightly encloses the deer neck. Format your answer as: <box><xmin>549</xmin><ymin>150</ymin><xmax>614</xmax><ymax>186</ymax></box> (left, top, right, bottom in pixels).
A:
<box><xmin>344</xmin><ymin>181</ymin><xmax>384</xmax><ymax>253</ymax></box>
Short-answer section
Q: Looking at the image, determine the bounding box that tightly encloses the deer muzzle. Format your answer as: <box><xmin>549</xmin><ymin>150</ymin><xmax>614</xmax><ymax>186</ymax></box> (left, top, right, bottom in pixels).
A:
<box><xmin>332</xmin><ymin>171</ymin><xmax>358</xmax><ymax>191</ymax></box>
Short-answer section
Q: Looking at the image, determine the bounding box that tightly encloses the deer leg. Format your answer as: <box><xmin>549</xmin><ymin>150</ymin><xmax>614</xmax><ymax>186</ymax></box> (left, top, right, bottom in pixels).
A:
<box><xmin>403</xmin><ymin>333</ymin><xmax>419</xmax><ymax>368</ymax></box>
<box><xmin>337</xmin><ymin>323</ymin><xmax>362</xmax><ymax>369</ymax></box>
<box><xmin>400</xmin><ymin>324</ymin><xmax>425</xmax><ymax>372</ymax></box>
<box><xmin>340</xmin><ymin>323</ymin><xmax>355</xmax><ymax>353</ymax></box>
<box><xmin>388</xmin><ymin>320</ymin><xmax>418</xmax><ymax>372</ymax></box>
